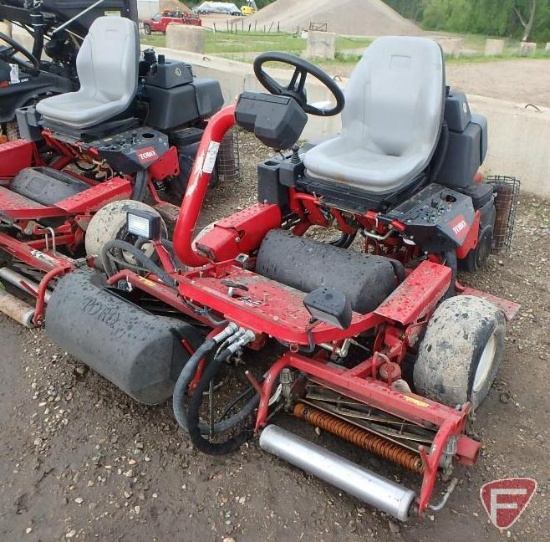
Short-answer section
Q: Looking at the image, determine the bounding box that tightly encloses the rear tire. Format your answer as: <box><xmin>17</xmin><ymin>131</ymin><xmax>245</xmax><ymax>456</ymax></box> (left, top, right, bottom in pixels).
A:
<box><xmin>460</xmin><ymin>225</ymin><xmax>493</xmax><ymax>272</ymax></box>
<box><xmin>144</xmin><ymin>24</ymin><xmax>151</xmax><ymax>35</ymax></box>
<box><xmin>413</xmin><ymin>295</ymin><xmax>505</xmax><ymax>411</ymax></box>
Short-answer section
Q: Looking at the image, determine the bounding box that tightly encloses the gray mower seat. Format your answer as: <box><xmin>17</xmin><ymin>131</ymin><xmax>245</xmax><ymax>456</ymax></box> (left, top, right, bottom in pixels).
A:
<box><xmin>36</xmin><ymin>17</ymin><xmax>139</xmax><ymax>129</ymax></box>
<box><xmin>304</xmin><ymin>37</ymin><xmax>445</xmax><ymax>195</ymax></box>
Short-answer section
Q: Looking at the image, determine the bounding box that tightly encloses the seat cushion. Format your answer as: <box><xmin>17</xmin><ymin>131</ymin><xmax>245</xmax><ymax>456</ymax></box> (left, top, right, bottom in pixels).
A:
<box><xmin>305</xmin><ymin>135</ymin><xmax>433</xmax><ymax>193</ymax></box>
<box><xmin>304</xmin><ymin>37</ymin><xmax>445</xmax><ymax>195</ymax></box>
<box><xmin>37</xmin><ymin>91</ymin><xmax>130</xmax><ymax>128</ymax></box>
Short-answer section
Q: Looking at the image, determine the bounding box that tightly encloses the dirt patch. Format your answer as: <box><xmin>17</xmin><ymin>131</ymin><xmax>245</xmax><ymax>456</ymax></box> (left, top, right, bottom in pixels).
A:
<box><xmin>3</xmin><ymin>6</ymin><xmax>550</xmax><ymax>541</ymax></box>
<box><xmin>242</xmin><ymin>0</ymin><xmax>421</xmax><ymax>36</ymax></box>
<box><xmin>446</xmin><ymin>59</ymin><xmax>550</xmax><ymax>107</ymax></box>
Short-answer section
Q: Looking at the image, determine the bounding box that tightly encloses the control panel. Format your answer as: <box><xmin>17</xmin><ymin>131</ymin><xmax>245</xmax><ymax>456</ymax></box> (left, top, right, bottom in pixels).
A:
<box><xmin>387</xmin><ymin>183</ymin><xmax>475</xmax><ymax>252</ymax></box>
<box><xmin>86</xmin><ymin>127</ymin><xmax>170</xmax><ymax>173</ymax></box>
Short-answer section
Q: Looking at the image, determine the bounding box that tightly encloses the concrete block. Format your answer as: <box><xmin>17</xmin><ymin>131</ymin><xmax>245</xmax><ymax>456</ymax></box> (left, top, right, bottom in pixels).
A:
<box><xmin>438</xmin><ymin>38</ymin><xmax>462</xmax><ymax>58</ymax></box>
<box><xmin>166</xmin><ymin>25</ymin><xmax>205</xmax><ymax>54</ymax></box>
<box><xmin>519</xmin><ymin>41</ymin><xmax>537</xmax><ymax>55</ymax></box>
<box><xmin>305</xmin><ymin>31</ymin><xmax>336</xmax><ymax>60</ymax></box>
<box><xmin>469</xmin><ymin>95</ymin><xmax>550</xmax><ymax>197</ymax></box>
<box><xmin>484</xmin><ymin>39</ymin><xmax>505</xmax><ymax>56</ymax></box>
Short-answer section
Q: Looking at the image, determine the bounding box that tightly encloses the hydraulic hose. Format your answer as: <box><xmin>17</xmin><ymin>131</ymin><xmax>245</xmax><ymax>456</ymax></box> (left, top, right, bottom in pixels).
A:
<box><xmin>442</xmin><ymin>249</ymin><xmax>457</xmax><ymax>298</ymax></box>
<box><xmin>186</xmin><ymin>346</ymin><xmax>254</xmax><ymax>455</ymax></box>
<box><xmin>131</xmin><ymin>170</ymin><xmax>148</xmax><ymax>201</ymax></box>
<box><xmin>331</xmin><ymin>232</ymin><xmax>356</xmax><ymax>249</ymax></box>
<box><xmin>172</xmin><ymin>338</ymin><xmax>218</xmax><ymax>430</ymax></box>
<box><xmin>100</xmin><ymin>239</ymin><xmax>176</xmax><ymax>287</ymax></box>
<box><xmin>172</xmin><ymin>336</ymin><xmax>259</xmax><ymax>435</ymax></box>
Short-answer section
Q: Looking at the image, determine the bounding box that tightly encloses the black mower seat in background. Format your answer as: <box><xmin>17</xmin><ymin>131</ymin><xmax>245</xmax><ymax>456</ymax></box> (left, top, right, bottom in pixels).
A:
<box><xmin>36</xmin><ymin>17</ymin><xmax>140</xmax><ymax>129</ymax></box>
<box><xmin>304</xmin><ymin>37</ymin><xmax>445</xmax><ymax>195</ymax></box>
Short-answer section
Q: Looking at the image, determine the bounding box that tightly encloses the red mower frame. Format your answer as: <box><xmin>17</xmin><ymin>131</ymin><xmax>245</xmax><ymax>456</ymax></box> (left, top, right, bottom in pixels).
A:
<box><xmin>97</xmin><ymin>105</ymin><xmax>519</xmax><ymax>516</ymax></box>
<box><xmin>0</xmin><ymin>130</ymin><xmax>180</xmax><ymax>324</ymax></box>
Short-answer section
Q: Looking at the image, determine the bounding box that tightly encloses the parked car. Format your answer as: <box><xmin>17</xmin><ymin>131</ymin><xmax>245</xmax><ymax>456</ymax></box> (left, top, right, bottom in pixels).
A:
<box><xmin>143</xmin><ymin>9</ymin><xmax>201</xmax><ymax>35</ymax></box>
<box><xmin>193</xmin><ymin>2</ymin><xmax>242</xmax><ymax>16</ymax></box>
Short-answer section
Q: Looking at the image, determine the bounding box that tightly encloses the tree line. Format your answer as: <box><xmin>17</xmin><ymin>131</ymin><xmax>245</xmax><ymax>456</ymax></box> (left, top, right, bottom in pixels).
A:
<box><xmin>384</xmin><ymin>0</ymin><xmax>549</xmax><ymax>42</ymax></box>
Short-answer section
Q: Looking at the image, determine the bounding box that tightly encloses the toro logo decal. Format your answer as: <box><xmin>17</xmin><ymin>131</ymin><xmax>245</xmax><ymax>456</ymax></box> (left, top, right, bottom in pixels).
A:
<box><xmin>136</xmin><ymin>146</ymin><xmax>157</xmax><ymax>164</ymax></box>
<box><xmin>480</xmin><ymin>478</ymin><xmax>537</xmax><ymax>529</ymax></box>
<box><xmin>449</xmin><ymin>214</ymin><xmax>469</xmax><ymax>241</ymax></box>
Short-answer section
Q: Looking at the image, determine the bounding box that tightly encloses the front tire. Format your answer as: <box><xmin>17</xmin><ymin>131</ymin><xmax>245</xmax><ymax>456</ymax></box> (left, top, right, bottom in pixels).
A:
<box><xmin>144</xmin><ymin>24</ymin><xmax>151</xmax><ymax>35</ymax></box>
<box><xmin>85</xmin><ymin>200</ymin><xmax>167</xmax><ymax>270</ymax></box>
<box><xmin>413</xmin><ymin>295</ymin><xmax>505</xmax><ymax>411</ymax></box>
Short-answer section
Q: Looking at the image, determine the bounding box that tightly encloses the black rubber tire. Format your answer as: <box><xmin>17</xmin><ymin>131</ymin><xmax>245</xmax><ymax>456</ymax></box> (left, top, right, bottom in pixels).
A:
<box><xmin>413</xmin><ymin>295</ymin><xmax>506</xmax><ymax>411</ymax></box>
<box><xmin>459</xmin><ymin>225</ymin><xmax>493</xmax><ymax>272</ymax></box>
<box><xmin>165</xmin><ymin>152</ymin><xmax>219</xmax><ymax>205</ymax></box>
<box><xmin>144</xmin><ymin>24</ymin><xmax>151</xmax><ymax>35</ymax></box>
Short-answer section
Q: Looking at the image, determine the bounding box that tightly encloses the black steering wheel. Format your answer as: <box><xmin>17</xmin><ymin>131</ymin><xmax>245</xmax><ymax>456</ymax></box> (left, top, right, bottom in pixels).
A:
<box><xmin>253</xmin><ymin>52</ymin><xmax>344</xmax><ymax>117</ymax></box>
<box><xmin>0</xmin><ymin>31</ymin><xmax>40</xmax><ymax>74</ymax></box>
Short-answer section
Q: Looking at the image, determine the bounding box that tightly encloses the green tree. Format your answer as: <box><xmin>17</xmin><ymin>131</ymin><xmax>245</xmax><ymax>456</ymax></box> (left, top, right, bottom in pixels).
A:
<box><xmin>383</xmin><ymin>0</ymin><xmax>426</xmax><ymax>21</ymax></box>
<box><xmin>387</xmin><ymin>0</ymin><xmax>550</xmax><ymax>41</ymax></box>
<box><xmin>514</xmin><ymin>0</ymin><xmax>537</xmax><ymax>40</ymax></box>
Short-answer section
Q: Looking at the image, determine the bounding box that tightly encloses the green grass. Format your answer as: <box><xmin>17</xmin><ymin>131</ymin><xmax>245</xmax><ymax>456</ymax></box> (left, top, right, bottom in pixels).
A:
<box><xmin>206</xmin><ymin>31</ymin><xmax>306</xmax><ymax>54</ymax></box>
<box><xmin>142</xmin><ymin>31</ymin><xmax>372</xmax><ymax>57</ymax></box>
<box><xmin>141</xmin><ymin>30</ymin><xmax>550</xmax><ymax>64</ymax></box>
<box><xmin>434</xmin><ymin>31</ymin><xmax>550</xmax><ymax>63</ymax></box>
<box><xmin>141</xmin><ymin>35</ymin><xmax>165</xmax><ymax>48</ymax></box>
<box><xmin>142</xmin><ymin>31</ymin><xmax>306</xmax><ymax>54</ymax></box>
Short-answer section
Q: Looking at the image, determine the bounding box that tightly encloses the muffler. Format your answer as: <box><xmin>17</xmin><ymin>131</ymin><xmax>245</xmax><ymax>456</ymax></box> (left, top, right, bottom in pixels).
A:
<box><xmin>259</xmin><ymin>425</ymin><xmax>416</xmax><ymax>521</ymax></box>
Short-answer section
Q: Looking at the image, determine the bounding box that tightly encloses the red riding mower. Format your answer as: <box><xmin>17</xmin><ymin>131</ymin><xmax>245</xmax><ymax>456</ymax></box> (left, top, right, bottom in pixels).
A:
<box><xmin>0</xmin><ymin>15</ymin><xmax>235</xmax><ymax>325</ymax></box>
<box><xmin>3</xmin><ymin>37</ymin><xmax>520</xmax><ymax>520</ymax></box>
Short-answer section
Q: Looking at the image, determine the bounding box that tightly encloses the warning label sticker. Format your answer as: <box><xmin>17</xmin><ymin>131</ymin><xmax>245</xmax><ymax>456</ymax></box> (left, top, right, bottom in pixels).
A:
<box><xmin>202</xmin><ymin>141</ymin><xmax>220</xmax><ymax>174</ymax></box>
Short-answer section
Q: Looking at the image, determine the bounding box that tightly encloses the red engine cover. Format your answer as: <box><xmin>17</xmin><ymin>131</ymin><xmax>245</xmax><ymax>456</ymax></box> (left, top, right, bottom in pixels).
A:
<box><xmin>0</xmin><ymin>139</ymin><xmax>34</xmax><ymax>177</ymax></box>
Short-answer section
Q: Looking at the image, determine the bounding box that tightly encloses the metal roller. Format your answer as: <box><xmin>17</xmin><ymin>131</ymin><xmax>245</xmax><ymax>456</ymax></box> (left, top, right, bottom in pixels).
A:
<box><xmin>259</xmin><ymin>425</ymin><xmax>416</xmax><ymax>521</ymax></box>
<box><xmin>0</xmin><ymin>288</ymin><xmax>35</xmax><ymax>327</ymax></box>
<box><xmin>0</xmin><ymin>267</ymin><xmax>51</xmax><ymax>302</ymax></box>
